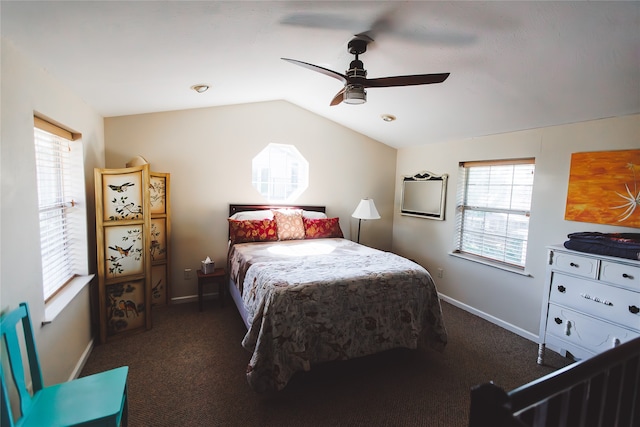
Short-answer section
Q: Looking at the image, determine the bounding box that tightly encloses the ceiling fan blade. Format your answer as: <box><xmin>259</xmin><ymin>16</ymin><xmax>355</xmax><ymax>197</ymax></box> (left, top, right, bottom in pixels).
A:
<box><xmin>358</xmin><ymin>6</ymin><xmax>398</xmax><ymax>40</ymax></box>
<box><xmin>330</xmin><ymin>87</ymin><xmax>346</xmax><ymax>106</ymax></box>
<box><xmin>280</xmin><ymin>14</ymin><xmax>363</xmax><ymax>31</ymax></box>
<box><xmin>281</xmin><ymin>9</ymin><xmax>475</xmax><ymax>46</ymax></box>
<box><xmin>281</xmin><ymin>58</ymin><xmax>348</xmax><ymax>84</ymax></box>
<box><xmin>362</xmin><ymin>73</ymin><xmax>450</xmax><ymax>88</ymax></box>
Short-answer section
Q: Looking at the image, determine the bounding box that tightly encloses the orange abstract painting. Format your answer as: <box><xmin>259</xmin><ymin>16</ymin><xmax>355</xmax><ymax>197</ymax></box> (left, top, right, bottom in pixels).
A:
<box><xmin>565</xmin><ymin>149</ymin><xmax>640</xmax><ymax>228</ymax></box>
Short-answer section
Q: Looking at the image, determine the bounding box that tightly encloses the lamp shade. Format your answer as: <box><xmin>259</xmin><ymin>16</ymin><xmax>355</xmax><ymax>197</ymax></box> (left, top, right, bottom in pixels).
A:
<box><xmin>352</xmin><ymin>198</ymin><xmax>381</xmax><ymax>220</ymax></box>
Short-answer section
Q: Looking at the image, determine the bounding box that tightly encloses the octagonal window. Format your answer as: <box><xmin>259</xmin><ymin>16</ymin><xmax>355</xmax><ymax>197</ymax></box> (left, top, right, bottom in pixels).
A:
<box><xmin>252</xmin><ymin>143</ymin><xmax>309</xmax><ymax>202</ymax></box>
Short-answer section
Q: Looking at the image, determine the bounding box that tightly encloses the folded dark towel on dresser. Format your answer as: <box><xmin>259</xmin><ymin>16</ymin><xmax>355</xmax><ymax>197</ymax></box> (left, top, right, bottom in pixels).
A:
<box><xmin>564</xmin><ymin>232</ymin><xmax>640</xmax><ymax>261</ymax></box>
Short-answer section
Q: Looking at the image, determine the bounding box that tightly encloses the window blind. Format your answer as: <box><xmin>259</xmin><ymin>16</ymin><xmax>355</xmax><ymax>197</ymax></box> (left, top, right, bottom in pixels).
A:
<box><xmin>454</xmin><ymin>159</ymin><xmax>535</xmax><ymax>268</ymax></box>
<box><xmin>34</xmin><ymin>120</ymin><xmax>77</xmax><ymax>301</ymax></box>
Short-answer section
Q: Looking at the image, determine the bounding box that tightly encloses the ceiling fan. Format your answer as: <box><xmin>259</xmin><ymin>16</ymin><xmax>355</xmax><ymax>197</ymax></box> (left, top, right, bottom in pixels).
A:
<box><xmin>281</xmin><ymin>35</ymin><xmax>450</xmax><ymax>106</ymax></box>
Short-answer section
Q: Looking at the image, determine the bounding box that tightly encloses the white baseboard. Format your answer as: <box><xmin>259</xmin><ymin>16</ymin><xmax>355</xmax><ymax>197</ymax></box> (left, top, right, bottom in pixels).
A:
<box><xmin>438</xmin><ymin>293</ymin><xmax>539</xmax><ymax>343</ymax></box>
<box><xmin>70</xmin><ymin>338</ymin><xmax>94</xmax><ymax>380</ymax></box>
<box><xmin>171</xmin><ymin>294</ymin><xmax>199</xmax><ymax>304</ymax></box>
<box><xmin>171</xmin><ymin>291</ymin><xmax>221</xmax><ymax>305</ymax></box>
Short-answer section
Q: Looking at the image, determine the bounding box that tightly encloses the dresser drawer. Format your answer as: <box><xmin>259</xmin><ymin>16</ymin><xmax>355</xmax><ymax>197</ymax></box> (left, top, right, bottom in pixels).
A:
<box><xmin>600</xmin><ymin>260</ymin><xmax>640</xmax><ymax>290</ymax></box>
<box><xmin>551</xmin><ymin>251</ymin><xmax>598</xmax><ymax>279</ymax></box>
<box><xmin>545</xmin><ymin>304</ymin><xmax>640</xmax><ymax>354</ymax></box>
<box><xmin>550</xmin><ymin>273</ymin><xmax>640</xmax><ymax>331</ymax></box>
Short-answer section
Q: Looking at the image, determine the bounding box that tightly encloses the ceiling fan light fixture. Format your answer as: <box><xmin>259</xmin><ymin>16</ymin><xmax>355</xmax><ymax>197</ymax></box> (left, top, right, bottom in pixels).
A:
<box><xmin>343</xmin><ymin>85</ymin><xmax>366</xmax><ymax>104</ymax></box>
<box><xmin>191</xmin><ymin>84</ymin><xmax>210</xmax><ymax>93</ymax></box>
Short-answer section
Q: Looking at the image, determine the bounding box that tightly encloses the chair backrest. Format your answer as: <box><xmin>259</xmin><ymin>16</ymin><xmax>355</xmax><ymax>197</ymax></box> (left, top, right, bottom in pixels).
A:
<box><xmin>1</xmin><ymin>302</ymin><xmax>45</xmax><ymax>426</ymax></box>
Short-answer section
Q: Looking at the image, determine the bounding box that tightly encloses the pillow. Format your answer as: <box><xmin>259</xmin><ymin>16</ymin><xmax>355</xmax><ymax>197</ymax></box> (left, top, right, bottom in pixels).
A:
<box><xmin>228</xmin><ymin>218</ymin><xmax>278</xmax><ymax>244</ymax></box>
<box><xmin>229</xmin><ymin>209</ymin><xmax>274</xmax><ymax>221</ymax></box>
<box><xmin>302</xmin><ymin>210</ymin><xmax>327</xmax><ymax>219</ymax></box>
<box><xmin>303</xmin><ymin>217</ymin><xmax>344</xmax><ymax>239</ymax></box>
<box><xmin>272</xmin><ymin>209</ymin><xmax>305</xmax><ymax>240</ymax></box>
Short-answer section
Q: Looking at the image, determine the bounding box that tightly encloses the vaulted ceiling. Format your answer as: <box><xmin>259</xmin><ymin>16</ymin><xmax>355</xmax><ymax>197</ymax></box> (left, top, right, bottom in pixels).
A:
<box><xmin>2</xmin><ymin>1</ymin><xmax>638</xmax><ymax>148</ymax></box>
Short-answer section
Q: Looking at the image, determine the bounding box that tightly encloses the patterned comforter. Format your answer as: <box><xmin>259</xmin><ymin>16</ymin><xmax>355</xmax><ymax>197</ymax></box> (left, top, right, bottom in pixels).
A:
<box><xmin>228</xmin><ymin>238</ymin><xmax>448</xmax><ymax>392</ymax></box>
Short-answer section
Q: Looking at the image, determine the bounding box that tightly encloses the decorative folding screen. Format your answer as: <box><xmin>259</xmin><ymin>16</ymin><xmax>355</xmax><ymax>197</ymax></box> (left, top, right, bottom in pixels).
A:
<box><xmin>95</xmin><ymin>165</ymin><xmax>152</xmax><ymax>342</ymax></box>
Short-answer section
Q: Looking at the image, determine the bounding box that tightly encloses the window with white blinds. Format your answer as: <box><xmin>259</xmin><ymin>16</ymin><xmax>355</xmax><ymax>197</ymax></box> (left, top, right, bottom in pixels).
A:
<box><xmin>453</xmin><ymin>159</ymin><xmax>535</xmax><ymax>269</ymax></box>
<box><xmin>34</xmin><ymin>117</ymin><xmax>86</xmax><ymax>301</ymax></box>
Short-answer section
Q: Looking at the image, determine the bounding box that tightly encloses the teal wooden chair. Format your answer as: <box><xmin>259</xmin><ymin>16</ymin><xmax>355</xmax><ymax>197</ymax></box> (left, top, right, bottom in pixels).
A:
<box><xmin>1</xmin><ymin>302</ymin><xmax>129</xmax><ymax>426</ymax></box>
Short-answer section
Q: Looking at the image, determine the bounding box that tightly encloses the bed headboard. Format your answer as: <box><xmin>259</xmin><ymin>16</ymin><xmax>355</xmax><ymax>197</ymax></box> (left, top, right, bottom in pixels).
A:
<box><xmin>228</xmin><ymin>204</ymin><xmax>326</xmax><ymax>217</ymax></box>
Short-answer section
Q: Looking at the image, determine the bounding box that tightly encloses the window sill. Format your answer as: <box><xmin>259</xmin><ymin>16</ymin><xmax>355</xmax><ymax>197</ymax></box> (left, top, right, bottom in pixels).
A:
<box><xmin>43</xmin><ymin>274</ymin><xmax>94</xmax><ymax>325</ymax></box>
<box><xmin>449</xmin><ymin>252</ymin><xmax>532</xmax><ymax>277</ymax></box>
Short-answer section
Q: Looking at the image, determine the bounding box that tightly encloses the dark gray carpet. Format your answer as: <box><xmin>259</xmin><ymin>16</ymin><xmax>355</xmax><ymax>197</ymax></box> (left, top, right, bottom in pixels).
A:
<box><xmin>80</xmin><ymin>300</ymin><xmax>570</xmax><ymax>427</ymax></box>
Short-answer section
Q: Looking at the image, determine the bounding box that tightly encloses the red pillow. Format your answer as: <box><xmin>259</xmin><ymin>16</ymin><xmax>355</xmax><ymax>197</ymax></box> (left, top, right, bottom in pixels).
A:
<box><xmin>303</xmin><ymin>217</ymin><xmax>344</xmax><ymax>239</ymax></box>
<box><xmin>228</xmin><ymin>219</ymin><xmax>278</xmax><ymax>244</ymax></box>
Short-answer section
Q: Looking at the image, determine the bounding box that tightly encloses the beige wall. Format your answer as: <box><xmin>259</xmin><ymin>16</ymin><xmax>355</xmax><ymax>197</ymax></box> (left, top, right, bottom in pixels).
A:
<box><xmin>104</xmin><ymin>101</ymin><xmax>397</xmax><ymax>301</ymax></box>
<box><xmin>0</xmin><ymin>39</ymin><xmax>105</xmax><ymax>385</ymax></box>
<box><xmin>393</xmin><ymin>114</ymin><xmax>640</xmax><ymax>339</ymax></box>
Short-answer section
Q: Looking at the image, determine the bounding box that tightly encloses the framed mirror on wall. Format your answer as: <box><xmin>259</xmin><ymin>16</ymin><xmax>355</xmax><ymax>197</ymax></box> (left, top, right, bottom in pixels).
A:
<box><xmin>401</xmin><ymin>171</ymin><xmax>448</xmax><ymax>220</ymax></box>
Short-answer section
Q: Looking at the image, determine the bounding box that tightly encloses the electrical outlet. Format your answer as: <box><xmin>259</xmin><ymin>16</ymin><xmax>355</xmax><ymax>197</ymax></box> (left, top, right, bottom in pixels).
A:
<box><xmin>184</xmin><ymin>268</ymin><xmax>192</xmax><ymax>280</ymax></box>
<box><xmin>437</xmin><ymin>268</ymin><xmax>444</xmax><ymax>278</ymax></box>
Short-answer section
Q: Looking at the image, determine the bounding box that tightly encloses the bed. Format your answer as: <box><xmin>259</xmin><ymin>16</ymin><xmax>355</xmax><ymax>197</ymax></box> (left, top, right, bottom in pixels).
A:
<box><xmin>226</xmin><ymin>204</ymin><xmax>448</xmax><ymax>392</ymax></box>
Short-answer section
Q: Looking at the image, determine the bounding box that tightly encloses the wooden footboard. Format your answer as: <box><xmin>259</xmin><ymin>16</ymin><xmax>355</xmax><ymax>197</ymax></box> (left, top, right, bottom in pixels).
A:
<box><xmin>469</xmin><ymin>337</ymin><xmax>640</xmax><ymax>427</ymax></box>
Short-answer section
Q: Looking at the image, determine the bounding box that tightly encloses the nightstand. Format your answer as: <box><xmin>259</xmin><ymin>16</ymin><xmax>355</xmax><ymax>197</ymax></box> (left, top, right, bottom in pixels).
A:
<box><xmin>197</xmin><ymin>268</ymin><xmax>226</xmax><ymax>311</ymax></box>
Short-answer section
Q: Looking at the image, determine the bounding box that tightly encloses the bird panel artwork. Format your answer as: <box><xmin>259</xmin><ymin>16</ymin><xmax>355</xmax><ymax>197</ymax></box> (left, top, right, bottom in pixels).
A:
<box><xmin>105</xmin><ymin>225</ymin><xmax>145</xmax><ymax>277</ymax></box>
<box><xmin>106</xmin><ymin>280</ymin><xmax>146</xmax><ymax>336</ymax></box>
<box><xmin>149</xmin><ymin>174</ymin><xmax>166</xmax><ymax>215</ymax></box>
<box><xmin>151</xmin><ymin>264</ymin><xmax>167</xmax><ymax>306</ymax></box>
<box><xmin>150</xmin><ymin>218</ymin><xmax>167</xmax><ymax>262</ymax></box>
<box><xmin>102</xmin><ymin>170</ymin><xmax>144</xmax><ymax>221</ymax></box>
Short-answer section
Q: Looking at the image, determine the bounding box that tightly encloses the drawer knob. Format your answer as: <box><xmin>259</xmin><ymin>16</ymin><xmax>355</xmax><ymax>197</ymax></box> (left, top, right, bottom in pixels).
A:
<box><xmin>569</xmin><ymin>262</ymin><xmax>579</xmax><ymax>268</ymax></box>
<box><xmin>622</xmin><ymin>273</ymin><xmax>634</xmax><ymax>279</ymax></box>
<box><xmin>630</xmin><ymin>305</ymin><xmax>640</xmax><ymax>314</ymax></box>
<box><xmin>554</xmin><ymin>317</ymin><xmax>563</xmax><ymax>325</ymax></box>
<box><xmin>557</xmin><ymin>285</ymin><xmax>566</xmax><ymax>293</ymax></box>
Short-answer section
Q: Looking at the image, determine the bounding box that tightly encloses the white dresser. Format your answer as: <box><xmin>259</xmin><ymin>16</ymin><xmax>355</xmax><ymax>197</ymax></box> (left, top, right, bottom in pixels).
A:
<box><xmin>537</xmin><ymin>245</ymin><xmax>640</xmax><ymax>364</ymax></box>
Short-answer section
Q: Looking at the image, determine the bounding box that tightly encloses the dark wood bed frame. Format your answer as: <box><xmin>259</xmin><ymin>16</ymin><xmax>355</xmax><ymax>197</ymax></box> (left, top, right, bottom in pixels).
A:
<box><xmin>468</xmin><ymin>336</ymin><xmax>640</xmax><ymax>427</ymax></box>
<box><xmin>228</xmin><ymin>204</ymin><xmax>326</xmax><ymax>217</ymax></box>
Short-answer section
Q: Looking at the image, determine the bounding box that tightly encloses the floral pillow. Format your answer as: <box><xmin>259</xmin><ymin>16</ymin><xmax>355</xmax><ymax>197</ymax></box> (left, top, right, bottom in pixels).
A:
<box><xmin>272</xmin><ymin>209</ymin><xmax>305</xmax><ymax>240</ymax></box>
<box><xmin>303</xmin><ymin>217</ymin><xmax>344</xmax><ymax>239</ymax></box>
<box><xmin>228</xmin><ymin>218</ymin><xmax>278</xmax><ymax>244</ymax></box>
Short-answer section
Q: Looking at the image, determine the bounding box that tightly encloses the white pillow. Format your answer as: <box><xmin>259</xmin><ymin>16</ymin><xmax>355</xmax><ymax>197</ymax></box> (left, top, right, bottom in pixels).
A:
<box><xmin>229</xmin><ymin>210</ymin><xmax>274</xmax><ymax>221</ymax></box>
<box><xmin>302</xmin><ymin>210</ymin><xmax>327</xmax><ymax>219</ymax></box>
